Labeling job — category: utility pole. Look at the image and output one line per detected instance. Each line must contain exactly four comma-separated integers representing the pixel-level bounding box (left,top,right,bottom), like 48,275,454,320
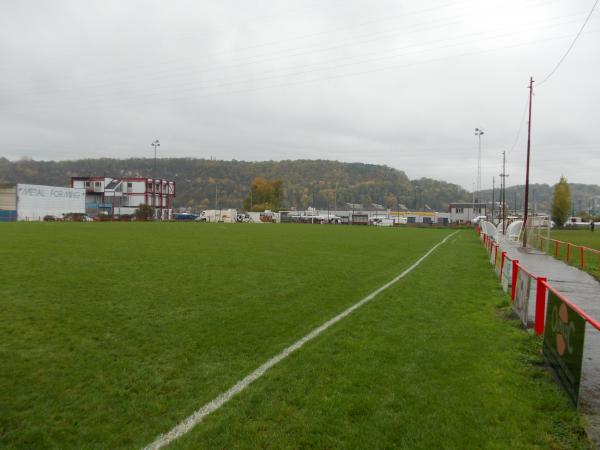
499,151,509,234
215,182,218,210
414,187,418,210
491,176,495,223
522,76,534,247
334,181,337,215
397,200,400,227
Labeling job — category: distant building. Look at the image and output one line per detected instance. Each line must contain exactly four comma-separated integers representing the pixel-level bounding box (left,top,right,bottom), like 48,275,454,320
0,183,85,221
71,176,176,220
448,202,487,223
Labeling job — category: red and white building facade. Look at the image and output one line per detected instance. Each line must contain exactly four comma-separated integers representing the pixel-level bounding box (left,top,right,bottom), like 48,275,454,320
71,176,176,220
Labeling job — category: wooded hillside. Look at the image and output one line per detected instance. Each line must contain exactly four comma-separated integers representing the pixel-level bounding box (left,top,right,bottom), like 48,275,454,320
0,157,476,211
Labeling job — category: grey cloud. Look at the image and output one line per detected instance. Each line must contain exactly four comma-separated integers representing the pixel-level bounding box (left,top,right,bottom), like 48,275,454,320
0,0,598,189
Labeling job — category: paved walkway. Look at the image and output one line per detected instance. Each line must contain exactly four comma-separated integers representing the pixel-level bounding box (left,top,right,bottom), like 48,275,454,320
496,234,600,445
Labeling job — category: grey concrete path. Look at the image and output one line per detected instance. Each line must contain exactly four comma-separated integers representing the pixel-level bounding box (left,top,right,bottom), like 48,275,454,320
496,234,600,445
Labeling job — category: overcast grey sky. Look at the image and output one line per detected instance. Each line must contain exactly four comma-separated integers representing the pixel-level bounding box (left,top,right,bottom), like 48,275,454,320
0,0,598,190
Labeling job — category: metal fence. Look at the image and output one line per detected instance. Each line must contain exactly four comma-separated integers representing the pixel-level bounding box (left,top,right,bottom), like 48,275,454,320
478,228,600,406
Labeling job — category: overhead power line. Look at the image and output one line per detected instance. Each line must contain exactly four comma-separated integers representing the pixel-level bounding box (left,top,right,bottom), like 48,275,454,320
6,19,599,114
507,98,529,155
537,0,599,86
0,0,574,96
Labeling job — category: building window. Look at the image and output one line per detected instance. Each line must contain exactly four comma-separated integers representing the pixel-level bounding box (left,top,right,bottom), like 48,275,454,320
94,181,101,189
85,181,91,188
456,208,464,213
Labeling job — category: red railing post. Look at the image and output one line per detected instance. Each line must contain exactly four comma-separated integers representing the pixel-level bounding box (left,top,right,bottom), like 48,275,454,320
580,246,584,269
534,277,548,335
493,244,498,268
500,251,506,281
511,260,519,302
566,243,571,263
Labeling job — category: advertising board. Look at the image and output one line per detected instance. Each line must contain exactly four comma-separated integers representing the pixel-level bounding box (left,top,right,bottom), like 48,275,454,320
501,259,511,294
543,291,586,405
513,268,531,327
17,184,85,220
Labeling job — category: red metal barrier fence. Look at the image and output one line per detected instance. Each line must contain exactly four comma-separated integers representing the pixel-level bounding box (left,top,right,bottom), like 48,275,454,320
537,235,600,274
478,228,600,405
479,228,600,333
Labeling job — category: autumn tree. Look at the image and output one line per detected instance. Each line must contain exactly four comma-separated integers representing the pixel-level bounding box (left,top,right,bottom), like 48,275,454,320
243,177,284,211
551,175,571,228
135,203,155,221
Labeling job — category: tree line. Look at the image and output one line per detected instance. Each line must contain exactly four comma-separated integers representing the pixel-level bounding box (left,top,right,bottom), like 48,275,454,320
0,157,473,211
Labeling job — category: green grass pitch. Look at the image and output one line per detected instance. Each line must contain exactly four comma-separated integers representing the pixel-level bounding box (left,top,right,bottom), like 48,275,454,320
552,229,600,250
550,229,600,277
0,223,591,449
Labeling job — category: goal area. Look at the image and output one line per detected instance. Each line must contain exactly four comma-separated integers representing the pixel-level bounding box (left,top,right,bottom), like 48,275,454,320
521,214,551,251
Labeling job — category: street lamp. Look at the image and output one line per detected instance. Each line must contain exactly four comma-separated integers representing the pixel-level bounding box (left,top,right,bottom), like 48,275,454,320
470,182,475,222
474,128,484,202
151,139,160,180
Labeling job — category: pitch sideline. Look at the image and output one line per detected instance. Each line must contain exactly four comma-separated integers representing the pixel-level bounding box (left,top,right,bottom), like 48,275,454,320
143,230,460,450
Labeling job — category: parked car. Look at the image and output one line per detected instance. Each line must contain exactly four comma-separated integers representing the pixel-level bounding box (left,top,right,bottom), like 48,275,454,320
373,218,394,227
174,213,199,221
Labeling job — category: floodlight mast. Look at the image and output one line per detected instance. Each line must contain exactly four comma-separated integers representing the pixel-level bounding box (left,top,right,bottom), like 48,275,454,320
474,128,484,203
151,139,160,181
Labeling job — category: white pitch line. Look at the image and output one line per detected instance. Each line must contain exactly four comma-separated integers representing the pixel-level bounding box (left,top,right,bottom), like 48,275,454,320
142,230,459,450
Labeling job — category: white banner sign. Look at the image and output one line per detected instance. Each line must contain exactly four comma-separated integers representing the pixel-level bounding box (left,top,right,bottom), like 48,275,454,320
17,184,85,220
502,259,511,294
513,269,531,328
